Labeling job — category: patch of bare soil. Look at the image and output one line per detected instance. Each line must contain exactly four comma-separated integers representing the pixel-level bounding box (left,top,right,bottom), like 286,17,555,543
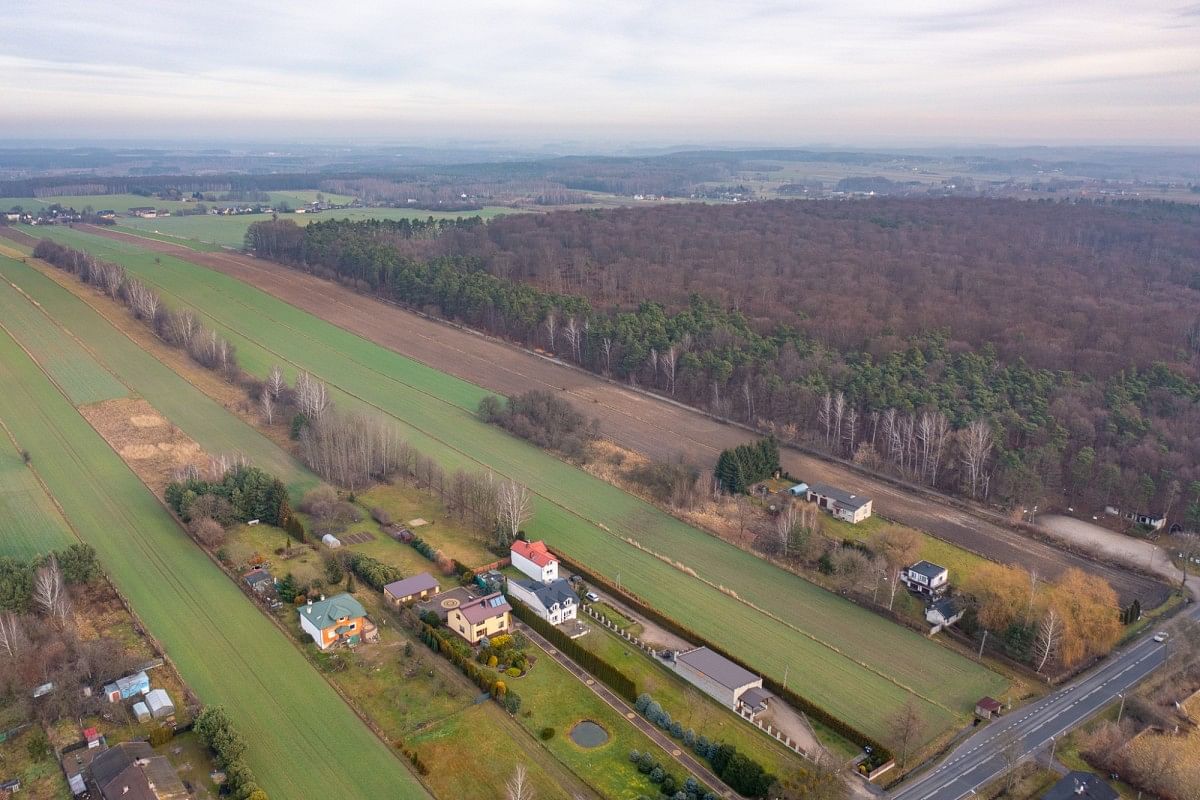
79,398,209,492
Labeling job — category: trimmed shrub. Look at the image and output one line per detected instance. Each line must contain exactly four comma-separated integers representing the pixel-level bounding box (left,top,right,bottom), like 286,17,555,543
540,727,555,741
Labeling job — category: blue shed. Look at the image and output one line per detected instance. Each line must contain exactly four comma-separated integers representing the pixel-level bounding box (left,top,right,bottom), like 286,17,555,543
103,670,150,703
788,482,810,496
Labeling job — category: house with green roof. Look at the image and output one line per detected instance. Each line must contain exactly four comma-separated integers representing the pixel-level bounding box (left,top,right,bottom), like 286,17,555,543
298,593,375,649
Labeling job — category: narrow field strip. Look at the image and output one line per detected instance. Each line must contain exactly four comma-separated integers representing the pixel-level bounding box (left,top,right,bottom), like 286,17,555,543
0,324,429,800
0,420,76,558
28,226,1009,742
0,255,315,497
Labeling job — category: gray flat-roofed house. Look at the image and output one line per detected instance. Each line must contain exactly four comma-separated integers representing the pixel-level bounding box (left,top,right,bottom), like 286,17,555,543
805,481,873,523
673,646,772,719
901,560,949,597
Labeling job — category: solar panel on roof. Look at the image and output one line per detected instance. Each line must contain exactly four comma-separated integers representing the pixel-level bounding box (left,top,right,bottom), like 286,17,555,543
488,596,505,607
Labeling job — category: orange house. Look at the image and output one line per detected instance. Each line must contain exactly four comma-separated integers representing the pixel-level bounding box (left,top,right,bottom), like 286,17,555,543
298,593,373,649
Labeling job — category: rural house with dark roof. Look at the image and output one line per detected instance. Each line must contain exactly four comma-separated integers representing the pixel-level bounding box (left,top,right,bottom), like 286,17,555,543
384,572,440,607
901,560,949,597
804,481,873,523
90,741,186,800
672,646,772,719
505,577,578,625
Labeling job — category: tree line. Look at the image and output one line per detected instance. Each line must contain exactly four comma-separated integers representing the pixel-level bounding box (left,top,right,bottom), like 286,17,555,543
241,201,1200,524
33,239,241,380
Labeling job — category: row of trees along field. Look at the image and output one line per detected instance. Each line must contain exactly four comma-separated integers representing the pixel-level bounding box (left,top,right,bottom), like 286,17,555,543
242,198,1200,523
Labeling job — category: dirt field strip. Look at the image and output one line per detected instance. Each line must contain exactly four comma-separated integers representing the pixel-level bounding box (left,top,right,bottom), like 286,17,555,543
65,224,1169,608
79,398,209,493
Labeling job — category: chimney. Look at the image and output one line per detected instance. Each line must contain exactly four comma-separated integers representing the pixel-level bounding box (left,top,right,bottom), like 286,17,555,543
320,594,326,601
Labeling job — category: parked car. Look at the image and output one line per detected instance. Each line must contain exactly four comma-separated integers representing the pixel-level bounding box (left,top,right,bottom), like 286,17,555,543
584,591,600,602
1153,631,1169,643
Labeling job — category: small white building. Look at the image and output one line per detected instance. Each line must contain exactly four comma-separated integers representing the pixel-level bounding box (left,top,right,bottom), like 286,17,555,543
145,688,175,719
131,702,152,723
672,646,772,719
510,540,558,583
925,597,964,634
901,560,949,597
506,578,577,625
805,481,873,524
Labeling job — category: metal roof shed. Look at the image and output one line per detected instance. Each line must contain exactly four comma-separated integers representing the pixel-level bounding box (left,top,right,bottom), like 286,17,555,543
145,688,175,719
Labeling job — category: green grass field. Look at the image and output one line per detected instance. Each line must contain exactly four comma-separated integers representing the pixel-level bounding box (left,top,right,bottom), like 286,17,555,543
0,324,428,799
0,254,315,498
0,445,76,559
0,276,128,406
114,205,517,248
26,226,1008,745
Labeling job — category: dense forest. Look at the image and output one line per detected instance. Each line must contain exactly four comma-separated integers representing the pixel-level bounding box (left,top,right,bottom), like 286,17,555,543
244,198,1200,525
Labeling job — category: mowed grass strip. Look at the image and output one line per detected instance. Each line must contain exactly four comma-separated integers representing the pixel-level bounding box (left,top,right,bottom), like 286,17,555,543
0,326,428,800
0,255,315,498
0,444,76,559
31,228,1009,743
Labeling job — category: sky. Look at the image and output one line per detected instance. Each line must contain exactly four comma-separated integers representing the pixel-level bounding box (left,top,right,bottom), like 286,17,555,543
2,0,1198,145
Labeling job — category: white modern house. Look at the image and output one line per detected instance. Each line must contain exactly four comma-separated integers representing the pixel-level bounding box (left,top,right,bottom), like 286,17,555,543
805,481,873,524
672,646,772,720
511,539,558,583
506,578,578,625
925,597,964,634
901,560,949,597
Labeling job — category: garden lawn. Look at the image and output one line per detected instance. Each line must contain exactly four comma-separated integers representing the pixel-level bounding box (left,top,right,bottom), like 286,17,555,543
579,624,806,780
0,321,428,799
29,226,1009,745
0,444,76,559
510,637,703,799
0,255,315,498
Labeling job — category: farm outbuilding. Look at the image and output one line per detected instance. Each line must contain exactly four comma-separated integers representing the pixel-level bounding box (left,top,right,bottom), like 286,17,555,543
132,701,152,723
672,646,771,719
103,671,149,703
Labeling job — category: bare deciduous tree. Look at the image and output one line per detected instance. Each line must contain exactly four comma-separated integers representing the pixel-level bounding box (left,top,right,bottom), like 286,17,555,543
1034,606,1062,673
0,613,27,659
496,480,532,547
542,312,557,352
267,364,287,399
260,390,274,425
959,419,993,498
33,556,70,627
506,764,535,800
890,699,924,767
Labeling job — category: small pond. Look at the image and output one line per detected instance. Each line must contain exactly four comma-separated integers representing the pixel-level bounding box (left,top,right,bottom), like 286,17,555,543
569,720,609,748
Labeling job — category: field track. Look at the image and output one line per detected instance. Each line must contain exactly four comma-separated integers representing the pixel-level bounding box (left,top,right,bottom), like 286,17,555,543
0,259,429,800
64,224,1168,609
16,225,1010,745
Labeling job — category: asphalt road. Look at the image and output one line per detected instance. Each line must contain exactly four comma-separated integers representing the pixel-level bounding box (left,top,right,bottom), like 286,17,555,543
890,602,1197,800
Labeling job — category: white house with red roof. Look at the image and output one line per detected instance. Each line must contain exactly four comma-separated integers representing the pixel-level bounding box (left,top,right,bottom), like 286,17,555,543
510,540,558,584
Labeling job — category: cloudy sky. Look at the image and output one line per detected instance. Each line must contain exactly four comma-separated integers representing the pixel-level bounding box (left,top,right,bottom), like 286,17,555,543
2,0,1197,144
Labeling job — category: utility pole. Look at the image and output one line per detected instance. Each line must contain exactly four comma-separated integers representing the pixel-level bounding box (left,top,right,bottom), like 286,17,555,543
978,630,989,659
1049,735,1057,762
1117,692,1126,723
783,665,789,691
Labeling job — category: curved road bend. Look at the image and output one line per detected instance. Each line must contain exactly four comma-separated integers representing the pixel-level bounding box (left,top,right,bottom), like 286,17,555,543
890,601,1197,800
59,225,1167,607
